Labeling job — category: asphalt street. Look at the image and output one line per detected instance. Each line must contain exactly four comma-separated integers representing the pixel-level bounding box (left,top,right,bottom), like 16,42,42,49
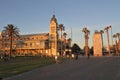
3,56,120,80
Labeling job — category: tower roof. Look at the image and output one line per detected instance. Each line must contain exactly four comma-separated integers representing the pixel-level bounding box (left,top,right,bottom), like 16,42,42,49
50,14,57,23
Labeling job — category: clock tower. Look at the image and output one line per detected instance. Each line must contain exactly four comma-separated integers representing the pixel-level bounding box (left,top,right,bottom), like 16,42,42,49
49,15,58,56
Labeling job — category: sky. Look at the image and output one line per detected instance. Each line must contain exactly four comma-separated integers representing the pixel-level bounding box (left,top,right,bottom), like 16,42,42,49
0,0,120,48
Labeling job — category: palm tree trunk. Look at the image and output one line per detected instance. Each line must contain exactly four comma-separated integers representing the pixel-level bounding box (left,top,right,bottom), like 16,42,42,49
106,30,110,55
101,34,104,47
101,34,104,53
10,35,12,57
61,30,62,56
85,34,89,56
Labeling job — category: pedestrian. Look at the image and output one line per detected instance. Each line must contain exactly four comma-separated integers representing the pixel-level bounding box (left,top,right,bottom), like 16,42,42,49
75,52,78,60
88,53,90,59
76,54,78,60
55,55,60,64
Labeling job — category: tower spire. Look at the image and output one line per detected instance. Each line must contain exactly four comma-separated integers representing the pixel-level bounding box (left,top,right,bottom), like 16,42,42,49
50,13,57,23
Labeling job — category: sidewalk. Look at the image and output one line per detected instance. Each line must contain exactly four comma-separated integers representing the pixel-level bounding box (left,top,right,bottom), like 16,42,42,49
3,57,120,80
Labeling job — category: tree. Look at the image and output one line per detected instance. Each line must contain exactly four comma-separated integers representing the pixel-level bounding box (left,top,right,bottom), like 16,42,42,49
58,24,65,39
2,24,19,57
67,38,72,42
116,33,120,41
63,32,67,46
116,33,120,54
113,33,119,55
100,30,104,46
58,24,65,55
71,43,81,54
82,27,90,56
66,38,72,48
63,32,67,39
104,26,111,55
113,34,117,43
100,30,104,53
113,33,120,43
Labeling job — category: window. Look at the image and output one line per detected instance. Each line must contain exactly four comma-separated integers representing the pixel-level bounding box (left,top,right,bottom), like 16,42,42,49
25,43,27,46
30,43,32,47
40,41,44,46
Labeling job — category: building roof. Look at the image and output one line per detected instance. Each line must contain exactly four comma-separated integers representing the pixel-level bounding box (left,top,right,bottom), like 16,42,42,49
21,33,49,37
50,14,57,23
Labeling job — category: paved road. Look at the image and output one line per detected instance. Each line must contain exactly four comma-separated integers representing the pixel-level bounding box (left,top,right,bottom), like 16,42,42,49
3,57,120,80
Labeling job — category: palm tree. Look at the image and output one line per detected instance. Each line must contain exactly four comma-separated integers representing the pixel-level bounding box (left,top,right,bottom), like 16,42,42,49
63,32,67,55
63,32,67,46
113,34,117,44
82,27,90,56
100,30,104,45
66,38,72,48
58,24,65,55
116,33,120,41
63,32,67,39
58,24,65,39
2,24,19,57
100,30,104,52
113,33,120,55
113,33,120,43
113,34,118,55
104,26,111,55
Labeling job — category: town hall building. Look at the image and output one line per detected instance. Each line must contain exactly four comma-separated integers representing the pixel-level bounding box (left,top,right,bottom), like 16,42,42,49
0,15,71,56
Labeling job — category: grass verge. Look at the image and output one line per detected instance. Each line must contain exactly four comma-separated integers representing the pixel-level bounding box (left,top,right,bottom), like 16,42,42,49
0,56,55,78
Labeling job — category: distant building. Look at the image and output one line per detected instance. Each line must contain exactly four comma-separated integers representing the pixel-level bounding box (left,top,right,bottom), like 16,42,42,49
0,15,71,56
0,33,49,56
93,31,103,56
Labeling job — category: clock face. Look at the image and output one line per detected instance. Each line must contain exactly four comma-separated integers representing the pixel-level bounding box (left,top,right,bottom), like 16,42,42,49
50,34,55,40
50,20,57,33
51,27,56,33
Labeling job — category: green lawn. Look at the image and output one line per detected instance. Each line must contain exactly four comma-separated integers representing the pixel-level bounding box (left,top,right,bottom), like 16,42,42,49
0,56,55,78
